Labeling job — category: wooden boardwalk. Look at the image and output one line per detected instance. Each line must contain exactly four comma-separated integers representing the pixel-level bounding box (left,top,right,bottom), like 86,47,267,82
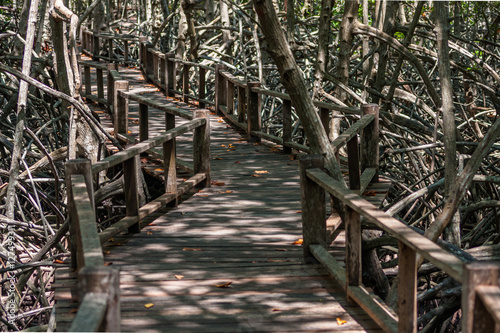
55,64,384,332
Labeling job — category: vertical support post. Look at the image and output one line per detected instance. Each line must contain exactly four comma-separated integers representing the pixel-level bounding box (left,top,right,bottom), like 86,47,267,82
237,85,246,123
193,109,211,187
139,103,148,143
165,52,175,97
153,51,159,82
215,65,226,116
159,54,166,89
78,266,120,332
320,107,330,138
226,79,234,115
299,155,326,259
81,28,87,51
346,132,362,293
145,44,154,81
92,33,100,60
65,159,95,270
397,241,417,333
84,65,91,100
199,67,206,108
164,113,177,205
106,63,118,112
247,81,261,142
183,63,189,103
283,99,292,154
96,68,104,105
123,40,129,63
123,157,140,233
139,36,147,69
114,80,129,139
360,103,379,182
462,262,500,333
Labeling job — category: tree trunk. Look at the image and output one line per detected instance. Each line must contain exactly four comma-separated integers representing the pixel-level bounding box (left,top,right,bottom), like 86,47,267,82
435,1,460,247
252,0,346,191
311,0,333,101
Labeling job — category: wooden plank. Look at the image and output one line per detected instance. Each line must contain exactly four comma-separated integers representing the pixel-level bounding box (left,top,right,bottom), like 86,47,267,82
69,293,108,332
476,285,500,326
71,174,103,269
358,168,376,195
305,168,465,281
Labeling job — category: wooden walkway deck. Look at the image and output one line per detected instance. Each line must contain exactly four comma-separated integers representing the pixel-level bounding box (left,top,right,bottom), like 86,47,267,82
54,64,384,332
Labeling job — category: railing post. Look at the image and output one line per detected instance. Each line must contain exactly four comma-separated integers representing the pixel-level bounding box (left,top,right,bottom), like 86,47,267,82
237,85,246,123
183,63,189,103
164,113,177,206
360,103,379,182
199,67,206,108
346,131,362,293
139,103,148,143
226,79,235,115
283,99,292,154
153,50,160,83
84,64,91,100
462,262,500,333
96,67,104,105
114,80,129,140
123,156,140,233
215,64,226,116
397,241,417,333
299,155,326,259
139,36,147,69
145,44,154,81
78,266,120,332
159,54,166,90
165,52,175,97
193,109,211,187
247,81,261,142
65,159,95,270
92,32,100,60
107,63,118,113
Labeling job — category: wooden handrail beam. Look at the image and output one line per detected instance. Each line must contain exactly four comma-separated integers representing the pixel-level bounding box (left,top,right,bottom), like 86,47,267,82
331,114,375,150
305,168,464,282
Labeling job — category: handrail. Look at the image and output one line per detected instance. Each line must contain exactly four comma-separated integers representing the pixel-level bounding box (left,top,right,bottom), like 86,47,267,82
298,104,500,333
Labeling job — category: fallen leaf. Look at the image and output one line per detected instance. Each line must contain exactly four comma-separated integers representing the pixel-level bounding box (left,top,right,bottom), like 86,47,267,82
272,308,281,312
221,144,227,147
53,259,64,264
254,170,269,174
144,303,154,309
104,262,113,266
292,238,303,245
219,190,233,194
234,161,240,164
251,174,262,177
175,275,184,280
336,318,347,325
215,281,232,288
70,309,78,313
183,248,202,251
213,157,223,160
296,210,302,213
213,181,226,186
147,231,153,235
154,168,163,171
362,191,377,196
275,248,287,252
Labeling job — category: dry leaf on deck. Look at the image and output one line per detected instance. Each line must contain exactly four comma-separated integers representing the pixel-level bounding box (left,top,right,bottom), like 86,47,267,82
292,238,303,245
144,303,154,309
213,157,223,160
254,170,269,174
362,191,377,196
175,275,184,280
213,181,226,186
336,318,347,325
215,281,232,288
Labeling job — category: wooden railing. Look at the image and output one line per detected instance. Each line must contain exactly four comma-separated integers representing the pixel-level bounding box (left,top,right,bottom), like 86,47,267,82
299,104,500,333
65,160,120,332
81,27,138,63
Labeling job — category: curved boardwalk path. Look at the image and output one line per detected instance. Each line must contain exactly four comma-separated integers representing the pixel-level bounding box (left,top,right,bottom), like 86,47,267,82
55,64,383,332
